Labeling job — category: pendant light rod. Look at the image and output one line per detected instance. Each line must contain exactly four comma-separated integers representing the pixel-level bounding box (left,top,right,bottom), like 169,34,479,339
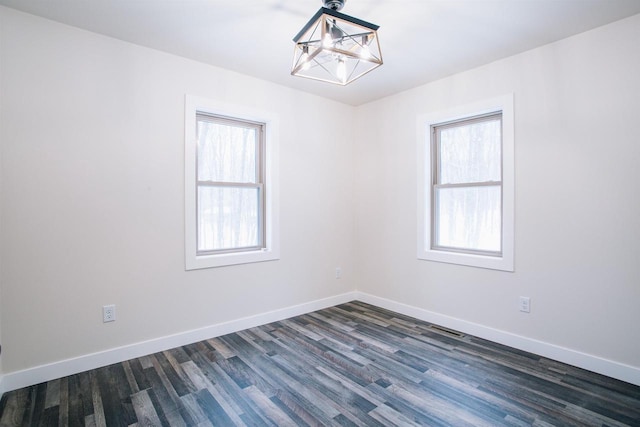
323,0,345,11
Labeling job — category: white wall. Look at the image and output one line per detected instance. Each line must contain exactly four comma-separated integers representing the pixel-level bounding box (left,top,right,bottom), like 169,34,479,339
0,7,355,375
354,14,640,369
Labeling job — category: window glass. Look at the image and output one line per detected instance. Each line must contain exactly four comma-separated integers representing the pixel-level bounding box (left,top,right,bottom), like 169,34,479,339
197,186,261,252
196,120,258,183
434,185,501,252
438,118,501,184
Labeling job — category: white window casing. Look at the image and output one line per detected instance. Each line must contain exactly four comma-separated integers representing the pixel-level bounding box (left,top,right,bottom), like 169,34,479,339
185,95,280,270
417,94,514,271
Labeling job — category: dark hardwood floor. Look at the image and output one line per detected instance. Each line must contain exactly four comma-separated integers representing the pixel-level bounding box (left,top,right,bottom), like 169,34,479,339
1,301,639,426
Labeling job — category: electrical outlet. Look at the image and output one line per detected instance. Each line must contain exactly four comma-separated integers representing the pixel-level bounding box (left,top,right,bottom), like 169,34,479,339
519,296,531,313
103,304,116,323
335,267,342,279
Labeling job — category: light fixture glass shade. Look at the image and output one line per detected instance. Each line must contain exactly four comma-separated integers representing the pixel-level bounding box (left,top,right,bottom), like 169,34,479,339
292,7,383,86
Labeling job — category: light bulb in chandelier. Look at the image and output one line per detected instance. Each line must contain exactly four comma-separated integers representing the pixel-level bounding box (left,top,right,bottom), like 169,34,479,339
322,32,332,48
360,35,372,59
323,19,344,48
336,58,347,83
300,45,311,70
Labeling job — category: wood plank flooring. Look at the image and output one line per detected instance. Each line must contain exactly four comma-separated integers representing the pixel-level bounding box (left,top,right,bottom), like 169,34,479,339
1,301,639,426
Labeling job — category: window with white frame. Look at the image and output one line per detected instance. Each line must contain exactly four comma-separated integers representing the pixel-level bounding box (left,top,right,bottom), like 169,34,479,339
185,96,279,270
417,95,514,271
432,112,502,254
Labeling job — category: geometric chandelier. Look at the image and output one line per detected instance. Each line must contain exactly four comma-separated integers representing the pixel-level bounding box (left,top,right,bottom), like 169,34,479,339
291,0,383,86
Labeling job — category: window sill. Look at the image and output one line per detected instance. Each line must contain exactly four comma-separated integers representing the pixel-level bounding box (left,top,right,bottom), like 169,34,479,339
186,248,279,270
418,248,513,272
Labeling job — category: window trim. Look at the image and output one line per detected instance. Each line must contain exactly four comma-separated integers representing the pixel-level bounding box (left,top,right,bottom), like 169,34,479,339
417,94,514,271
185,95,280,270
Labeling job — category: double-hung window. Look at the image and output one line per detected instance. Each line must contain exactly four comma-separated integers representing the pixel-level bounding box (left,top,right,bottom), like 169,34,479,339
417,95,514,271
196,113,265,254
185,96,279,269
432,113,502,255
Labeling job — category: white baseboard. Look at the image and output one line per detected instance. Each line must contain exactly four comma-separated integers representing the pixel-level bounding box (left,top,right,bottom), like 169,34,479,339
0,292,357,395
2,289,638,397
354,291,640,387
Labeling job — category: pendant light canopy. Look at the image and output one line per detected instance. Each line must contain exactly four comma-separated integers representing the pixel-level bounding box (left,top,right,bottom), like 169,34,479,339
291,0,383,86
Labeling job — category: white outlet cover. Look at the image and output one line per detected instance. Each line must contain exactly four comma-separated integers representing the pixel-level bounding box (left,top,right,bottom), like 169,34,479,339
103,304,116,322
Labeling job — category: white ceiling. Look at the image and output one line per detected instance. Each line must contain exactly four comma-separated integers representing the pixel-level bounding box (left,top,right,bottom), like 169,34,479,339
1,0,639,105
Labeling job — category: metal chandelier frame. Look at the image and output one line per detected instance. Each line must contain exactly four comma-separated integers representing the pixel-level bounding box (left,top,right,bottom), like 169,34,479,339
291,0,383,85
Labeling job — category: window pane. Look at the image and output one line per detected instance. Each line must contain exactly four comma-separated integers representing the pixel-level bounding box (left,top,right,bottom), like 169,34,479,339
439,118,501,184
197,120,257,183
435,185,501,252
197,186,260,252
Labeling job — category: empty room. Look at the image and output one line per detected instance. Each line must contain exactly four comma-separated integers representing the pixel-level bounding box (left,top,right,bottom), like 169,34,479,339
0,0,639,425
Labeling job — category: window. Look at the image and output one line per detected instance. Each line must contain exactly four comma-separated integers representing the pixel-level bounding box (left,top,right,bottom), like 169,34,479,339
417,95,514,271
196,113,264,254
185,96,279,269
432,113,502,254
